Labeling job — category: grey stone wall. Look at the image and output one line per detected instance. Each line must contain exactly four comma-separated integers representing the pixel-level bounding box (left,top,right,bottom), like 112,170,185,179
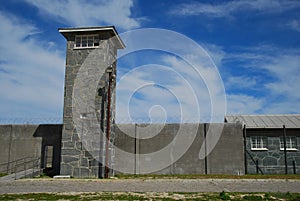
114,123,245,175
60,31,118,178
246,128,300,174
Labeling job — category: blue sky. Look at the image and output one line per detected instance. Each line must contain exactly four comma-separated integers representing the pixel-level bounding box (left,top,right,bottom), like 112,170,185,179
0,0,299,123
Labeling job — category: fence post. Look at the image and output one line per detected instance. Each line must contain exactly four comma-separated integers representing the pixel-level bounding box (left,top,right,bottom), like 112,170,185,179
293,160,296,174
256,159,259,174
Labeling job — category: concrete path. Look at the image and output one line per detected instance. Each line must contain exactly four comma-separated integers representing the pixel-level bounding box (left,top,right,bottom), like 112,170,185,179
0,179,299,194
0,169,42,181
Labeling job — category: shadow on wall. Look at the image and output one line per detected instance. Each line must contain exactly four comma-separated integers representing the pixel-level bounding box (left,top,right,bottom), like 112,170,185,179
33,124,62,177
0,124,62,177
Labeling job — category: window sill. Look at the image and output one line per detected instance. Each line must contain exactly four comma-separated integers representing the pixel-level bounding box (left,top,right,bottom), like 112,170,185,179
251,148,268,151
280,148,298,151
73,46,99,49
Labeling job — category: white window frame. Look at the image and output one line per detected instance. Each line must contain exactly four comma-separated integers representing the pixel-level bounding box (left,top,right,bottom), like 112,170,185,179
280,136,297,151
250,136,268,150
74,34,100,49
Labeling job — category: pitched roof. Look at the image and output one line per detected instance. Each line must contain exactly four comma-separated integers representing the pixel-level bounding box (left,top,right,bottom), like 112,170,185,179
224,114,300,128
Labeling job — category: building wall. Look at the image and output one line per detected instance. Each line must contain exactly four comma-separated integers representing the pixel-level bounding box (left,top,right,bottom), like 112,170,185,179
246,128,300,174
114,123,245,175
60,31,117,178
0,124,62,176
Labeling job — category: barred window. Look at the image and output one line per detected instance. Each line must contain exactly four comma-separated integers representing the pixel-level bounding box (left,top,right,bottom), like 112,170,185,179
250,136,268,150
75,35,100,48
280,136,297,150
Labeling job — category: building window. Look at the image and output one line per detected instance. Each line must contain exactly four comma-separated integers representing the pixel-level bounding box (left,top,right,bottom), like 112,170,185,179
75,35,100,48
250,136,268,150
280,136,297,150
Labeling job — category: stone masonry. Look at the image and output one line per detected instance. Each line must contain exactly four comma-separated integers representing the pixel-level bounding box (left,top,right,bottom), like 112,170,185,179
246,129,300,174
58,27,124,178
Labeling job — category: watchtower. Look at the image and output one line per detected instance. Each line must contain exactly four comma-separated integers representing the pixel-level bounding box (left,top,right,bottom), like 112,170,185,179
59,26,124,178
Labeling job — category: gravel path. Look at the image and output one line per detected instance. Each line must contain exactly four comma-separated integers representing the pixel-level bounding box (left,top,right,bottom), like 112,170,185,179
0,179,299,194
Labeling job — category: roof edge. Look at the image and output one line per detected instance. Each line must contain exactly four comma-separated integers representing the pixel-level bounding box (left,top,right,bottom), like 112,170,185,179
58,26,125,49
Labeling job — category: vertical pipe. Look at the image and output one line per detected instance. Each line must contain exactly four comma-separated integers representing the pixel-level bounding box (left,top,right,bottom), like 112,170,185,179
204,123,208,175
7,125,13,173
134,123,137,175
105,71,112,178
283,125,288,174
243,125,248,175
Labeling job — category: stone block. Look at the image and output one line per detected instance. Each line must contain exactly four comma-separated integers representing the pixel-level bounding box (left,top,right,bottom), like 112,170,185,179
62,156,79,163
263,156,278,166
61,149,81,156
60,163,73,175
73,167,90,178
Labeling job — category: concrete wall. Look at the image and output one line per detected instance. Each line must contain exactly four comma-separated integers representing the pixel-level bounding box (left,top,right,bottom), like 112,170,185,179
0,124,62,176
114,123,245,175
246,128,300,174
3,123,299,176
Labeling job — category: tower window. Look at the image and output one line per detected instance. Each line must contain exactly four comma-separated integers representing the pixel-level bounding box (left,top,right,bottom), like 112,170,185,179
75,35,100,48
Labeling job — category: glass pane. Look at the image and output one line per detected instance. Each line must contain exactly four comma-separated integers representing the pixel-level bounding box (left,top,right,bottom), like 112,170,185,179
257,138,261,148
280,137,284,149
82,36,87,47
94,35,99,46
88,36,93,47
262,137,267,148
75,36,81,47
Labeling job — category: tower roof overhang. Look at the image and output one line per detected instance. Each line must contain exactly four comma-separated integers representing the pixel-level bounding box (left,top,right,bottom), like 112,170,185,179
58,26,125,49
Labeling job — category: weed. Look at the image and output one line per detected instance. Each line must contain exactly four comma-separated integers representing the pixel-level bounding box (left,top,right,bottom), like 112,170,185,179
219,191,230,200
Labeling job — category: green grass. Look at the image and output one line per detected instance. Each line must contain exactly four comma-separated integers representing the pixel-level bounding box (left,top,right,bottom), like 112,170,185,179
0,192,299,201
114,173,300,180
0,173,7,177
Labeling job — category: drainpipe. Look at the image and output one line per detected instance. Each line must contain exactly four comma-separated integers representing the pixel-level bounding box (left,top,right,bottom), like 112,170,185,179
7,125,13,173
204,123,208,175
243,125,248,174
105,67,113,178
283,125,288,174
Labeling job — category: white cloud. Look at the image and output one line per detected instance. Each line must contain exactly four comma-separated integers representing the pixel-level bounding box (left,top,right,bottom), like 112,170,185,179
287,20,300,32
0,11,65,119
224,45,300,115
170,0,300,18
226,76,257,89
116,53,227,123
24,0,141,30
227,94,264,114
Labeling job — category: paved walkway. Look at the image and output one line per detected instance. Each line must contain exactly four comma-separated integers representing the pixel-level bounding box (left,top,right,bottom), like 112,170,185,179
0,169,42,181
0,179,299,193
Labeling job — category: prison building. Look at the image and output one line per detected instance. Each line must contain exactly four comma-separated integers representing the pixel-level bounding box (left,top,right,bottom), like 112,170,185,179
225,114,300,174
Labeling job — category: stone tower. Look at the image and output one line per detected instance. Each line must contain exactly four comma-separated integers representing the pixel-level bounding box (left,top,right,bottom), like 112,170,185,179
59,26,124,178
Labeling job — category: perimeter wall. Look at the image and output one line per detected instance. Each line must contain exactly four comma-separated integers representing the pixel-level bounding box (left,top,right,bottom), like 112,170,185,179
114,123,245,175
0,123,245,176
